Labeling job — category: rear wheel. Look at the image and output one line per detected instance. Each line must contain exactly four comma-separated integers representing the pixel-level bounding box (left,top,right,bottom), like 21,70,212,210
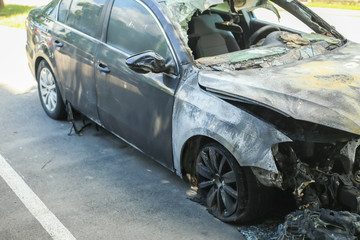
37,60,66,120
195,142,273,223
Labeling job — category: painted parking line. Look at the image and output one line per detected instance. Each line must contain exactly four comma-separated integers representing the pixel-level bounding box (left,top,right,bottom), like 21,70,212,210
0,154,76,240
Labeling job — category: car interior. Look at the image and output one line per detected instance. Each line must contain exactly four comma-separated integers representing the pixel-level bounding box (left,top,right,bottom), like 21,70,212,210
187,4,292,59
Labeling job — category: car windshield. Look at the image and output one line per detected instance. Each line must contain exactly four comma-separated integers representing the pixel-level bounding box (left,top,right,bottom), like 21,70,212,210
161,0,345,71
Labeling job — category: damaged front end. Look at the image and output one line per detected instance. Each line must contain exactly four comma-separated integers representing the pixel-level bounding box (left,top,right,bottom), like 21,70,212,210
196,37,360,217
220,82,360,214
243,101,360,214
272,137,360,214
198,56,360,220
236,94,360,215
164,0,360,224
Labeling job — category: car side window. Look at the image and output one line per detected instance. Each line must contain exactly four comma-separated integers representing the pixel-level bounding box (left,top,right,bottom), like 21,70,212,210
66,0,106,37
58,0,72,23
107,0,168,58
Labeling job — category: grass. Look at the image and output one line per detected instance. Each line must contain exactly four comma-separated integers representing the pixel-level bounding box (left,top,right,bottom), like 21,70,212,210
0,4,36,29
306,2,360,11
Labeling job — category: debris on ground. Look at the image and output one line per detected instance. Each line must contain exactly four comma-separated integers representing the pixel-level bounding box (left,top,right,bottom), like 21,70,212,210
238,209,360,240
281,209,360,240
238,221,284,240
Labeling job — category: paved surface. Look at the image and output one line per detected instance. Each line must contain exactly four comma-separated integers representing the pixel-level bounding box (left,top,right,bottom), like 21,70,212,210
0,26,244,240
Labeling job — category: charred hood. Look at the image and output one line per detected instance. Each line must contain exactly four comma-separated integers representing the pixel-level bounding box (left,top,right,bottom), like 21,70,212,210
199,42,360,136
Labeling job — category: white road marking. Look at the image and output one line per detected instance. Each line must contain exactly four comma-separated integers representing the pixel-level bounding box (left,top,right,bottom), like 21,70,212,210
0,154,76,240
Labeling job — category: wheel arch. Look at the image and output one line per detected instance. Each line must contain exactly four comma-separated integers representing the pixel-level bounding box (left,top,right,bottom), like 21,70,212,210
179,132,247,183
33,36,56,75
180,133,277,223
34,52,56,79
34,56,46,81
180,135,215,182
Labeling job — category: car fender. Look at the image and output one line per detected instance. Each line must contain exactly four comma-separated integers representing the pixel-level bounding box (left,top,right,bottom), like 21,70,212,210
172,69,292,177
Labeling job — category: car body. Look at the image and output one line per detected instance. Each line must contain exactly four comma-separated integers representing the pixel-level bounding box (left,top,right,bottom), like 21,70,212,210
26,0,360,222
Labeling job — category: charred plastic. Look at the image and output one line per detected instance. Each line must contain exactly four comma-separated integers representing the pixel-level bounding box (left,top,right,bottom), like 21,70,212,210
274,139,360,213
228,100,360,213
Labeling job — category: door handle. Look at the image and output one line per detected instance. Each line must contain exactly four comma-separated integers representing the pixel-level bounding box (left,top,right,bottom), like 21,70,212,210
96,63,111,74
54,39,63,48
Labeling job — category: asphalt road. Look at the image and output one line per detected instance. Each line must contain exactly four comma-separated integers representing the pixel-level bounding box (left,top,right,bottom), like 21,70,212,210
0,27,243,239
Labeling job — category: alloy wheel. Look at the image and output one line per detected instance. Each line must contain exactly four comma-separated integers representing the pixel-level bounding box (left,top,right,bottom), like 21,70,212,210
39,67,57,112
196,145,241,218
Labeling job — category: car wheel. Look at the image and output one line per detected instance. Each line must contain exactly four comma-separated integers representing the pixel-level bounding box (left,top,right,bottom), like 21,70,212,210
37,60,66,120
195,142,272,223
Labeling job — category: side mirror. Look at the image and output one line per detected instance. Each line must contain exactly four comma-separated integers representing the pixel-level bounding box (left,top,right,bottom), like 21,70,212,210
125,50,175,75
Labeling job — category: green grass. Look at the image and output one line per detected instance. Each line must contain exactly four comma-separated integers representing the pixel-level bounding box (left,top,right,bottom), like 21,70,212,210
0,4,36,29
306,2,360,11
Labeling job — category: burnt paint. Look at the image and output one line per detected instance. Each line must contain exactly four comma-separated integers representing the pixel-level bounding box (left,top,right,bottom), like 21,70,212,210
198,42,360,136
172,68,291,175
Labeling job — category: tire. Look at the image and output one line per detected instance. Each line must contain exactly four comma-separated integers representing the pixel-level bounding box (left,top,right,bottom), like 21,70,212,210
37,60,66,120
195,142,273,223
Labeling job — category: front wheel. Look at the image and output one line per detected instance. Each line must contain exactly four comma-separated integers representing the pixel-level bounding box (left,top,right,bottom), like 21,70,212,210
195,142,273,223
37,60,66,120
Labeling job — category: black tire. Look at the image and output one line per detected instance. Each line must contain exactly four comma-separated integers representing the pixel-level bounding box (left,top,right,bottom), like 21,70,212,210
195,142,273,223
37,60,66,120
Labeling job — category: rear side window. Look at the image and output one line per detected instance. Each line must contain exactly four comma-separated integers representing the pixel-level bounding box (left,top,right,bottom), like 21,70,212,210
58,0,72,23
107,0,168,58
66,0,106,37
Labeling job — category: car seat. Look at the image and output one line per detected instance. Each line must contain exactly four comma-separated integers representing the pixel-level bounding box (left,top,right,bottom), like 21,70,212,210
188,13,240,58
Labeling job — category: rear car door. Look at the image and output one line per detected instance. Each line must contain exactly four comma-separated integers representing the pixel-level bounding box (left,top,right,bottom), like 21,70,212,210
95,0,179,169
52,0,108,121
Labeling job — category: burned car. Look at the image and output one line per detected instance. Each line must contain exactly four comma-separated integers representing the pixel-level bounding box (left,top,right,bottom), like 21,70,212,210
26,0,360,223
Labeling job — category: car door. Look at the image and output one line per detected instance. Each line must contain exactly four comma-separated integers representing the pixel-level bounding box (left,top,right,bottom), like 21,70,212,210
95,0,179,169
52,0,108,121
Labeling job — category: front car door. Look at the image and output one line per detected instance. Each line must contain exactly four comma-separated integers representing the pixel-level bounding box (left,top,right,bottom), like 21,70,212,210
52,0,108,121
95,0,179,169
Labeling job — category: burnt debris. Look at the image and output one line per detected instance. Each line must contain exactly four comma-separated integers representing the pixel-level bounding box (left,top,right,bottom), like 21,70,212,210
281,209,360,240
274,140,360,213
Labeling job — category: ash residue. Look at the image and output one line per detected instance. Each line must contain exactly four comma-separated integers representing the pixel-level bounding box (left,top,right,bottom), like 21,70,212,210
238,221,285,240
238,209,360,240
280,209,360,240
